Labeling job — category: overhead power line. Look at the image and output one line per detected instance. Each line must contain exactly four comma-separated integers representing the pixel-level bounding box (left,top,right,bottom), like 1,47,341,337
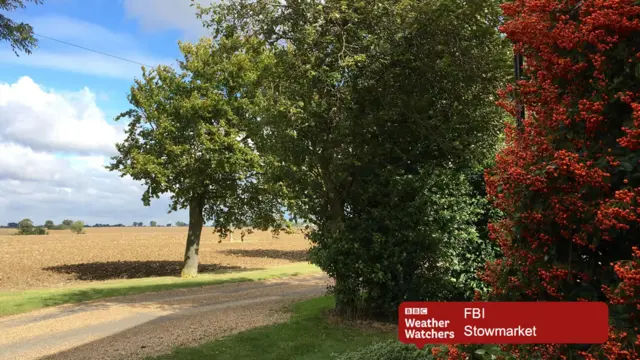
33,33,154,68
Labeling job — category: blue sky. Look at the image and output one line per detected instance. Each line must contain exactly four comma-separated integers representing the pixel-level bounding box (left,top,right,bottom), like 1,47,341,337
0,0,213,225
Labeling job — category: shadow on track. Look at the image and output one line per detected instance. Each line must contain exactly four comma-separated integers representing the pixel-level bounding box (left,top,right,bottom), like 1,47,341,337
219,249,309,262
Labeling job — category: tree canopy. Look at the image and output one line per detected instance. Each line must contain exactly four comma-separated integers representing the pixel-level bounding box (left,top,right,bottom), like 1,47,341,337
109,37,288,277
0,0,42,54
197,0,510,317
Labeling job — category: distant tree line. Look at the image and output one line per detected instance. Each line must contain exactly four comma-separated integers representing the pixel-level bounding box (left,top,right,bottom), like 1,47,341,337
130,221,185,227
6,219,85,235
3,221,186,229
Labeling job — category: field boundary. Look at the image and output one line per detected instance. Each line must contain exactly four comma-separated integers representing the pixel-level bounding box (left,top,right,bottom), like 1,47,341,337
0,263,322,317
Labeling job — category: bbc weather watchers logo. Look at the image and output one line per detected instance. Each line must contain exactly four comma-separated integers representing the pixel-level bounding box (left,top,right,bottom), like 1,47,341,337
405,307,428,315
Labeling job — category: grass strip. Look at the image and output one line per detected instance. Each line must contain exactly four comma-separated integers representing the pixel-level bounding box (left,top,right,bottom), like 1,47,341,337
150,296,395,360
0,262,321,317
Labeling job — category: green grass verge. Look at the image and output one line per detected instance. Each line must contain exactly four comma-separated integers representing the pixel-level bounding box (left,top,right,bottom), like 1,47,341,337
150,296,395,360
0,263,321,317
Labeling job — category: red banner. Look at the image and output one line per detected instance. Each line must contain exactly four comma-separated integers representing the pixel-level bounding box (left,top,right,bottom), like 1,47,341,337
398,302,608,348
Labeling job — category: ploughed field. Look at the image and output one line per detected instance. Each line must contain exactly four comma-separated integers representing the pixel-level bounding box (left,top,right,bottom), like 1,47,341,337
0,227,311,291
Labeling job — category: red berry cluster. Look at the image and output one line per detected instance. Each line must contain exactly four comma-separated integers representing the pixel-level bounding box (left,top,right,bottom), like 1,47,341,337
482,0,640,358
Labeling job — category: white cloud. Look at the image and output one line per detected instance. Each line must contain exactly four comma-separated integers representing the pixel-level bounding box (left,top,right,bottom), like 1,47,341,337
0,142,187,226
0,77,125,155
0,143,66,183
0,78,188,225
123,0,212,40
0,15,174,80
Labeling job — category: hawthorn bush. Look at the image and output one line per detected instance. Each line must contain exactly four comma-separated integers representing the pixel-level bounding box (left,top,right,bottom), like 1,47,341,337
480,0,640,359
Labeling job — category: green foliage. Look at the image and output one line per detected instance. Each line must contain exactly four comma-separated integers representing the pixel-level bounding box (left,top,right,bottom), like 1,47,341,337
338,342,516,360
462,162,504,248
337,341,436,360
459,160,504,296
0,0,42,55
69,221,84,234
0,264,321,317
199,0,509,319
33,226,47,235
175,221,187,227
467,345,518,360
16,218,48,235
44,220,54,229
150,296,393,360
17,218,33,234
108,36,288,239
309,168,492,319
149,221,157,227
61,219,73,226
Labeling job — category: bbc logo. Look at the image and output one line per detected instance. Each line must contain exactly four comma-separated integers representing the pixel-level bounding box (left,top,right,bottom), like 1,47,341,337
405,307,428,315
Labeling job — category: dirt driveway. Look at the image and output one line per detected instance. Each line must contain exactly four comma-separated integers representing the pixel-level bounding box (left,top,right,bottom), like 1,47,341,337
0,274,331,360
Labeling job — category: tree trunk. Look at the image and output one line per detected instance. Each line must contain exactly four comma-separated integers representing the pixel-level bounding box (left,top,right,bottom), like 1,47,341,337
328,192,352,317
333,273,351,317
319,160,352,317
181,194,206,278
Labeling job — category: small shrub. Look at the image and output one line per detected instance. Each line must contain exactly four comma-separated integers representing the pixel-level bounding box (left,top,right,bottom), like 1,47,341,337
17,218,34,235
33,226,48,235
338,341,434,360
15,218,47,235
15,219,48,235
338,341,515,360
69,221,84,234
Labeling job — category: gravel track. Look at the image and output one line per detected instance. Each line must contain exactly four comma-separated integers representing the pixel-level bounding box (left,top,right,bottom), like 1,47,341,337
0,273,331,360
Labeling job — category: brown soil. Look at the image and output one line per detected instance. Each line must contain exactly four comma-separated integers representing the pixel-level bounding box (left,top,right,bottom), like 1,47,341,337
0,227,311,291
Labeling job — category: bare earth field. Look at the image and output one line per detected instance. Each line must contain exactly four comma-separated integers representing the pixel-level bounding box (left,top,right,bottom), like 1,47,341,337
0,227,311,291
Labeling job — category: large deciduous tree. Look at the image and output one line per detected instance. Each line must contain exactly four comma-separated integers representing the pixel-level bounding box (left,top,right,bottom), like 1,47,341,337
198,0,509,318
109,37,287,278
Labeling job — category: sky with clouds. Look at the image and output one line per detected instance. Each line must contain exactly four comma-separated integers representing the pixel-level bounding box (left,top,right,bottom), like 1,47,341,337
0,0,214,226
